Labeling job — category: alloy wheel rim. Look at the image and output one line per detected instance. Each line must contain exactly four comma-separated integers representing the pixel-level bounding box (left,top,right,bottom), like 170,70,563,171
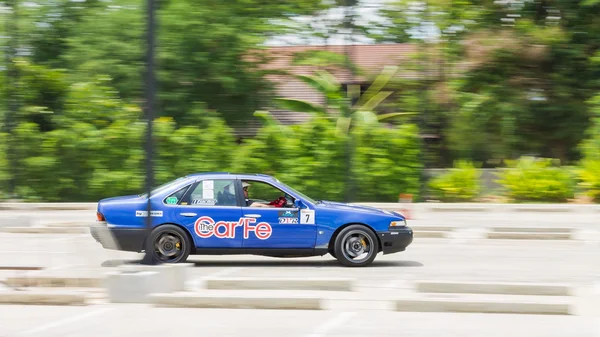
340,229,373,263
154,231,183,262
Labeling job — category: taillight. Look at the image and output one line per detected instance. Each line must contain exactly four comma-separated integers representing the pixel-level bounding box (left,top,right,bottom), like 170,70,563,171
97,212,105,221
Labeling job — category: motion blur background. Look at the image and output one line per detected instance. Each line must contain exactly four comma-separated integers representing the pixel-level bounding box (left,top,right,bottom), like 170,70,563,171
1,0,600,203
1,2,600,336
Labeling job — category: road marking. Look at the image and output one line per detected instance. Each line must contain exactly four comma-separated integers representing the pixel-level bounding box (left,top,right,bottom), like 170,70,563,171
17,307,113,335
305,312,356,337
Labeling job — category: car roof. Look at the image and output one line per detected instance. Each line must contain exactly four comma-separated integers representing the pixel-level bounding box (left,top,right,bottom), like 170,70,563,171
184,172,277,181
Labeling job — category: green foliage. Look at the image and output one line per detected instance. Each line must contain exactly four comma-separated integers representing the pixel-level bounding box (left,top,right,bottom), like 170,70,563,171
576,159,600,202
5,0,600,203
282,117,347,201
428,161,481,202
0,133,8,198
231,116,422,202
352,122,422,202
232,116,348,201
579,93,600,161
495,157,576,203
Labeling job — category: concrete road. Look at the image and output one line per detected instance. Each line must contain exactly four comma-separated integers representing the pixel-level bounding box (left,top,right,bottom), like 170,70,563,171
0,208,599,337
0,304,598,337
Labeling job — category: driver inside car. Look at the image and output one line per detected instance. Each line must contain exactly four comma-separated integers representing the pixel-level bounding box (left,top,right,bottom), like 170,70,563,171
243,182,288,208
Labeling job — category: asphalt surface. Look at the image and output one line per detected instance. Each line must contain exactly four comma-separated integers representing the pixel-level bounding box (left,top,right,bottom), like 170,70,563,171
0,208,599,337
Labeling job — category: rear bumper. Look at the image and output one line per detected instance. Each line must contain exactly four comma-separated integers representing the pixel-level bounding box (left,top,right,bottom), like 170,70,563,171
379,227,413,254
90,222,147,252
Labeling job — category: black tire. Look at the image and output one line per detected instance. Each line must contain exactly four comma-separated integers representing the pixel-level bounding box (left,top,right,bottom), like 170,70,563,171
143,224,191,264
333,224,379,267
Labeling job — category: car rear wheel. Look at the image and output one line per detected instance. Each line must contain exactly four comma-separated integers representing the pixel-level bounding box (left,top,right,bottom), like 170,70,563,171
333,224,378,267
144,224,191,264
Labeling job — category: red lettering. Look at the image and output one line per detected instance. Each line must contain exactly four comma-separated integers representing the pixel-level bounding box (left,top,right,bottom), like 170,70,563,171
255,223,272,240
243,218,256,239
213,221,229,238
194,216,215,238
194,216,272,240
244,219,272,240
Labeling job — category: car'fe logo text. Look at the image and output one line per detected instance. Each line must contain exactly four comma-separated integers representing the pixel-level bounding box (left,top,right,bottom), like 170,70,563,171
194,216,272,240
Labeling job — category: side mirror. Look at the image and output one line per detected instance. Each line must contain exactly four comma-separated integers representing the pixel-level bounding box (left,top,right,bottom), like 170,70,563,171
294,199,305,209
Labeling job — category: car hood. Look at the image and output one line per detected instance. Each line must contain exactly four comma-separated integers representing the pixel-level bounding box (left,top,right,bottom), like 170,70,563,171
316,200,404,219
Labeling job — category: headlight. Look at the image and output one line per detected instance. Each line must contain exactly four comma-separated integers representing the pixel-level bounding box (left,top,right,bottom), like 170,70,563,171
389,220,407,228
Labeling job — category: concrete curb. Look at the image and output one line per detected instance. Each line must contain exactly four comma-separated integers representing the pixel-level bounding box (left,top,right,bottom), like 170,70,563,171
486,232,573,240
415,281,572,296
4,276,103,288
0,216,33,228
150,291,322,310
203,277,354,291
0,226,88,234
45,222,91,228
413,230,448,238
0,290,88,305
395,296,571,315
119,263,193,292
106,270,165,303
410,226,456,232
490,227,574,233
0,202,97,210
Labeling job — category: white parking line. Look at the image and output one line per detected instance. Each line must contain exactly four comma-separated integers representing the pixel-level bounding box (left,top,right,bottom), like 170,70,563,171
17,307,114,335
305,312,357,337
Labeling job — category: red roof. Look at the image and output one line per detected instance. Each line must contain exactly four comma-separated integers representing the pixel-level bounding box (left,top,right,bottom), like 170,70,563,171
235,43,417,137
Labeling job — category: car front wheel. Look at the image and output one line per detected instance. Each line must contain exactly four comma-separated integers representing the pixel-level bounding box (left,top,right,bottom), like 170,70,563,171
144,224,191,264
333,224,379,267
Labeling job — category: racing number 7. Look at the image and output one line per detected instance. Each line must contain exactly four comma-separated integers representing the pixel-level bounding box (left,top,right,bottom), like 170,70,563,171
300,209,315,224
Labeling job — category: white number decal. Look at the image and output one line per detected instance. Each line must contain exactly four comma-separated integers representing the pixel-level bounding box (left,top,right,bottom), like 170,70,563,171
300,210,315,224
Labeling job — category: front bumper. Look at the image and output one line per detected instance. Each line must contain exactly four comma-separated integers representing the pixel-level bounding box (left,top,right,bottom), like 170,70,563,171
378,227,413,254
90,222,147,252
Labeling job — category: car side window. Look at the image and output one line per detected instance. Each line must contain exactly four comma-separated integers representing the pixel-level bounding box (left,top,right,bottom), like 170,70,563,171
163,184,191,205
242,180,295,208
188,179,238,207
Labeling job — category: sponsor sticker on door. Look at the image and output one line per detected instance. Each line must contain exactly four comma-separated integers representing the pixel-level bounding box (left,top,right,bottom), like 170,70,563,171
194,216,272,240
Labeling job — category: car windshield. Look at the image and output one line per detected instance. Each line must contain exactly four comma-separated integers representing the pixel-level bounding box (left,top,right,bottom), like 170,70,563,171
276,179,318,204
139,177,187,198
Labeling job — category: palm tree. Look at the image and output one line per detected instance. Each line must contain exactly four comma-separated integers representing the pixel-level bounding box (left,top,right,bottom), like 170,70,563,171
271,65,415,201
274,65,413,134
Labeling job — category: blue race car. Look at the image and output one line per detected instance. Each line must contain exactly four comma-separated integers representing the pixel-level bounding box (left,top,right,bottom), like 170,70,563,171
90,172,413,267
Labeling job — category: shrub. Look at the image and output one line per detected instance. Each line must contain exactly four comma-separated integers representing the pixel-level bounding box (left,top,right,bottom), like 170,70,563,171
0,133,8,199
495,157,576,202
576,159,600,202
428,160,481,202
351,122,422,202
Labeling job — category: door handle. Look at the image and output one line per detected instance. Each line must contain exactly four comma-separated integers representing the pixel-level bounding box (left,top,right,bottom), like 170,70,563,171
244,214,261,218
180,213,197,217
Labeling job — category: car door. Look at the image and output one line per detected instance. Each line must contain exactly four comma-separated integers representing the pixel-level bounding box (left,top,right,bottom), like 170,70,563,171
240,179,316,249
174,177,244,249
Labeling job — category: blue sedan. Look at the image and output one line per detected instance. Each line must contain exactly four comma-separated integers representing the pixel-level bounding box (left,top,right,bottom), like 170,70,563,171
90,172,413,267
